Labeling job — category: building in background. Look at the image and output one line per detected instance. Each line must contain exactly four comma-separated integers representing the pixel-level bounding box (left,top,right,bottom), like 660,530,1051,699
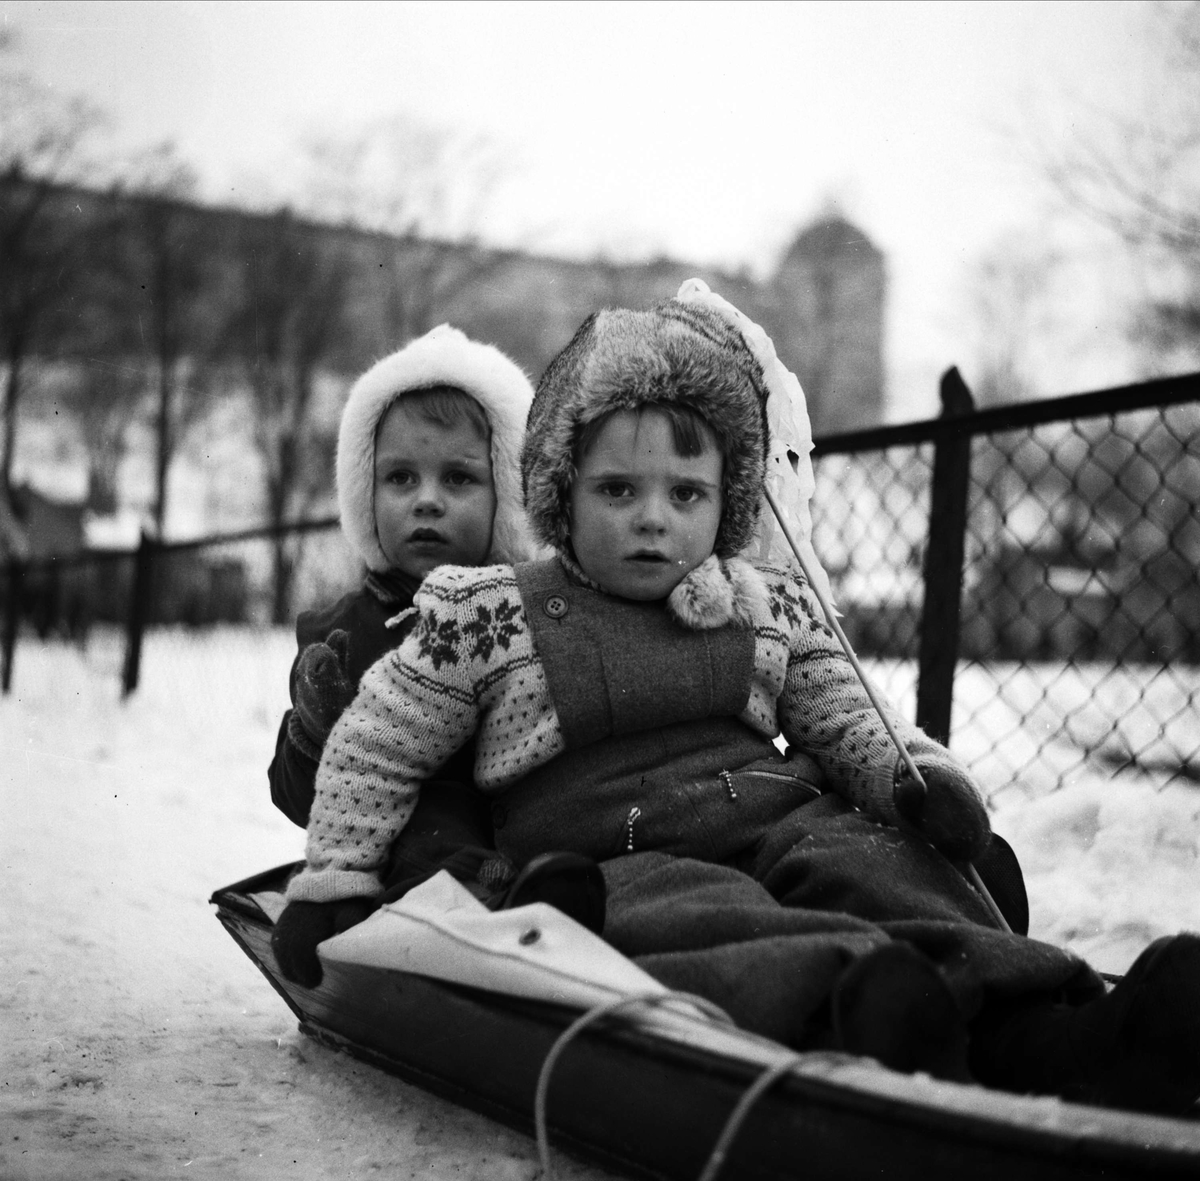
4,179,887,539
770,216,887,435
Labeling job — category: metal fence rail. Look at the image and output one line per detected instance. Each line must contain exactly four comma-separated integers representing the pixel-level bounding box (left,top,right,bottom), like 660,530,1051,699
5,368,1199,802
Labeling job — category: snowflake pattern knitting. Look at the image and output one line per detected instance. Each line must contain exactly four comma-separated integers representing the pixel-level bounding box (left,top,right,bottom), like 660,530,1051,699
463,598,522,663
769,575,807,633
417,610,462,670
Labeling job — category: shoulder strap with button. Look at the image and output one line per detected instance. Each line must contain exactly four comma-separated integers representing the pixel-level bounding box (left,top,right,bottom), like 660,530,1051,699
512,558,756,750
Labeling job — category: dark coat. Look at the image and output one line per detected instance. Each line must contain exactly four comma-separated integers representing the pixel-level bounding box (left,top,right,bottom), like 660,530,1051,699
268,581,477,830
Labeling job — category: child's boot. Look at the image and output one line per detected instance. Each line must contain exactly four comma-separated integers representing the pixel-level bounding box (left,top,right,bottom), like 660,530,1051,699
501,852,607,935
969,933,1200,1113
832,942,971,1082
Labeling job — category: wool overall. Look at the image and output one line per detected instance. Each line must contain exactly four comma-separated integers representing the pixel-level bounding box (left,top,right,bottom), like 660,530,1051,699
504,560,1104,1049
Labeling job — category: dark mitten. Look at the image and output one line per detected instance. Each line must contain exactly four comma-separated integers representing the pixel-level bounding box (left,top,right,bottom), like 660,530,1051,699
270,897,376,988
893,757,991,863
293,630,354,747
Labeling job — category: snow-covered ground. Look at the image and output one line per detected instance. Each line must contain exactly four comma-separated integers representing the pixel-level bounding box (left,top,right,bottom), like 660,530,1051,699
3,629,1198,1179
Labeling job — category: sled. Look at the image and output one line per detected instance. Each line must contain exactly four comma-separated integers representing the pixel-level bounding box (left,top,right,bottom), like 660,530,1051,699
212,862,1200,1181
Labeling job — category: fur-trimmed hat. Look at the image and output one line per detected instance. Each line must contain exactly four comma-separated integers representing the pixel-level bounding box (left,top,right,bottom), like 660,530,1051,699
337,325,542,572
522,299,772,559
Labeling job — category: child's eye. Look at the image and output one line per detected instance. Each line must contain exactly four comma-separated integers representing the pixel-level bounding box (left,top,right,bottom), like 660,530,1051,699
445,470,476,487
597,482,633,499
385,470,415,486
673,486,706,504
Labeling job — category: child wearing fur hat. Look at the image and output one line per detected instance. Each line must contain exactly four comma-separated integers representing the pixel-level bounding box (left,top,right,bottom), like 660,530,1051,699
276,296,1200,1114
268,325,604,987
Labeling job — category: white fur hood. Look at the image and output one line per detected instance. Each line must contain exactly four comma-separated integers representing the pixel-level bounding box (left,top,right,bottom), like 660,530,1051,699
337,325,544,572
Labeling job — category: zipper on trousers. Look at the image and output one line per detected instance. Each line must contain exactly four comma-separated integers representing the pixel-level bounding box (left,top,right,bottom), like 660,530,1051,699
625,806,642,852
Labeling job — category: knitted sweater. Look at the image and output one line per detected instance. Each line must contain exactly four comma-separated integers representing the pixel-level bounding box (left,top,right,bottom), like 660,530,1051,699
288,556,979,903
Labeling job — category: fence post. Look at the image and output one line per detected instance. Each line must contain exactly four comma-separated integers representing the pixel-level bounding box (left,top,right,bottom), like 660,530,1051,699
2,558,23,694
122,530,156,698
915,367,975,745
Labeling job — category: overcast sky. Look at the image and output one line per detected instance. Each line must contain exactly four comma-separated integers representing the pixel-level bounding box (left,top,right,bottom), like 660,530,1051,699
3,1,1157,417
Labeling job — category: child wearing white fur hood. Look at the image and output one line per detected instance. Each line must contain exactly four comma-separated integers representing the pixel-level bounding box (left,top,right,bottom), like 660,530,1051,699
269,325,604,986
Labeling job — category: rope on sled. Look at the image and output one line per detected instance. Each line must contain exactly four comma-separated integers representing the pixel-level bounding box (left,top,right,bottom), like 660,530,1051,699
534,987,808,1181
762,486,1012,934
695,1051,805,1181
534,990,735,1181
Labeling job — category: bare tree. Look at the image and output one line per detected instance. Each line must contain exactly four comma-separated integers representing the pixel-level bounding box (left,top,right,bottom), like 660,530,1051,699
1044,2,1200,359
1047,4,1200,247
377,235,507,345
111,145,217,535
960,235,1064,405
54,357,146,513
222,209,354,623
298,115,517,348
0,29,106,494
299,115,512,241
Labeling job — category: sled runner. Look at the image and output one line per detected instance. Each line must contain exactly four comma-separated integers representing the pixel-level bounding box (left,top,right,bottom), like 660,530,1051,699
212,862,1200,1181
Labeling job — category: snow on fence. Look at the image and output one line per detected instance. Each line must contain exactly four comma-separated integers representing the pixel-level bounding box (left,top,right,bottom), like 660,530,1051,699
4,368,1199,804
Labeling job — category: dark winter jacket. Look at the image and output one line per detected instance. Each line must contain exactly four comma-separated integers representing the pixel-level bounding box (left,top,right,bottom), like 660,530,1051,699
267,573,475,826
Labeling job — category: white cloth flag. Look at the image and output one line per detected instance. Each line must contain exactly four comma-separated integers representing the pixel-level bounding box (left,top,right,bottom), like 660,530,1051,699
674,278,834,607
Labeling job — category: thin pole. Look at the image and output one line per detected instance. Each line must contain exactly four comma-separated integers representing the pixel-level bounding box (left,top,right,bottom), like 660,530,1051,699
966,863,1012,931
761,485,1012,934
762,486,923,785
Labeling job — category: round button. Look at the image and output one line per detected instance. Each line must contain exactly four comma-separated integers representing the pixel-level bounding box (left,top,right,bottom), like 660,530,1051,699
543,593,569,619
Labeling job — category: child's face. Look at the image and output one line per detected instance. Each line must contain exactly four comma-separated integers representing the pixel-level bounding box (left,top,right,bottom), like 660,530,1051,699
374,400,496,581
568,408,723,601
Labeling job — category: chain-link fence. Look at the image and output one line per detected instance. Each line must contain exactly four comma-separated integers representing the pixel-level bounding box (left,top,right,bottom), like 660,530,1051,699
812,369,1200,804
5,369,1198,805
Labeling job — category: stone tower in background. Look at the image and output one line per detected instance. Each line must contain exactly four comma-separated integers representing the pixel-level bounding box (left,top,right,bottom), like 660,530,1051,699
769,216,886,434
